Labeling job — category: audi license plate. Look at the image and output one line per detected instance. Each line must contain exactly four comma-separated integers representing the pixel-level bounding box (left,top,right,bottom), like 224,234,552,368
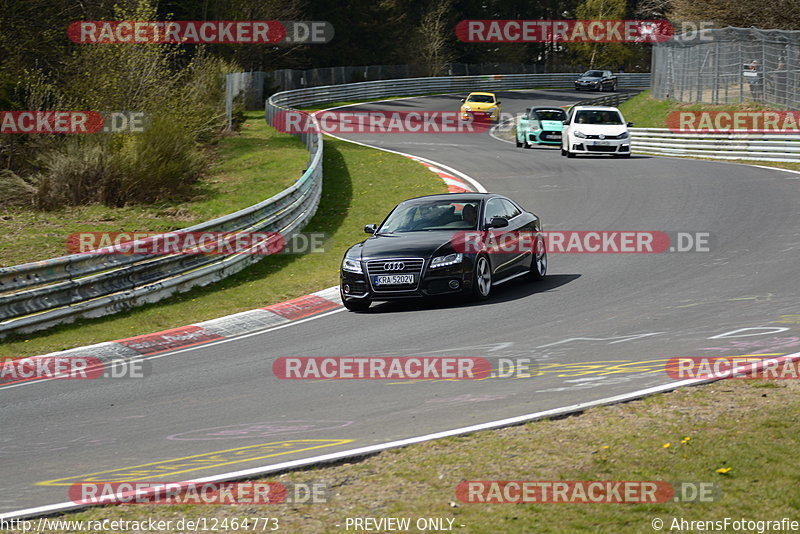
594,140,610,145
374,274,414,286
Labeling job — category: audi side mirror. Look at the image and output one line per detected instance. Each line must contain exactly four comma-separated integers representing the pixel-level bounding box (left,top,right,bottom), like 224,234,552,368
627,122,634,127
488,217,509,229
364,224,377,235
460,98,465,102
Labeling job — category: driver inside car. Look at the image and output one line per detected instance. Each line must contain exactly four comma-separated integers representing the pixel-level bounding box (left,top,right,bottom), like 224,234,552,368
462,203,478,227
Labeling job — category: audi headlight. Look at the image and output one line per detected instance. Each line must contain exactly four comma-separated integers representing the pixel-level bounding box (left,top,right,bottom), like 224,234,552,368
487,107,497,112
342,257,363,274
430,253,463,268
463,106,471,112
573,131,587,138
617,131,629,139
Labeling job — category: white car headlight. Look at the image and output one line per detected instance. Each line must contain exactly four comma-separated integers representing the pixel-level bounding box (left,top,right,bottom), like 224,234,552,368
573,131,587,138
430,253,463,268
463,106,471,112
617,131,629,139
342,257,363,274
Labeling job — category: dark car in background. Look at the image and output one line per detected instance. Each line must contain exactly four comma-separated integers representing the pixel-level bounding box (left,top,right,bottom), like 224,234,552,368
339,193,547,311
574,70,618,91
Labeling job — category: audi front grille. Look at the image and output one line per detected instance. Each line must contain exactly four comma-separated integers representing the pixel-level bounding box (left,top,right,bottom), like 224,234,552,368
365,258,425,292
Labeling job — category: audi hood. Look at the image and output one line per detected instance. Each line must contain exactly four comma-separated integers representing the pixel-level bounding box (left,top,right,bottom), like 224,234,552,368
348,231,457,261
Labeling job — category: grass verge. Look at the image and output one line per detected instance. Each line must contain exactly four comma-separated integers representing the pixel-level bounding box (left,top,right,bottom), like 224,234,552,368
29,378,800,533
618,90,777,129
0,126,445,358
0,112,305,266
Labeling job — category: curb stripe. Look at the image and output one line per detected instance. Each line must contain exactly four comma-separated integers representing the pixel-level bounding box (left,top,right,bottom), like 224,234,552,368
116,325,224,355
263,294,340,320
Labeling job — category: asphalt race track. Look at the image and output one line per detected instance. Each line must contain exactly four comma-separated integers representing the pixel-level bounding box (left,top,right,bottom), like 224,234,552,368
2,89,799,516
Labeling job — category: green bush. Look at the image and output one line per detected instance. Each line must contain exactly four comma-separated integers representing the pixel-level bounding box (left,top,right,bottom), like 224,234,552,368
0,170,36,207
17,0,239,210
114,116,206,204
33,140,122,209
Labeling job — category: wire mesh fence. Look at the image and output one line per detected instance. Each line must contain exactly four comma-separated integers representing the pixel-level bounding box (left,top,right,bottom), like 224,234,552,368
651,27,800,109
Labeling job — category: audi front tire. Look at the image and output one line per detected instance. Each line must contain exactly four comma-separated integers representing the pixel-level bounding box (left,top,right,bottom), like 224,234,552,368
471,255,492,301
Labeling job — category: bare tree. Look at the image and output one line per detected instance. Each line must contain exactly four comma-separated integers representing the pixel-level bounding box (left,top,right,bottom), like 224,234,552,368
415,0,455,77
670,0,800,29
635,0,673,18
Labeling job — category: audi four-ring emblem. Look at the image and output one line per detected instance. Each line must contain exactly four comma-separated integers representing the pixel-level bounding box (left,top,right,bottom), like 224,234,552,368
383,262,405,271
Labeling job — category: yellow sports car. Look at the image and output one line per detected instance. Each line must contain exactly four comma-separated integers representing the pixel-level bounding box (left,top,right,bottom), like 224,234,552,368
460,92,501,121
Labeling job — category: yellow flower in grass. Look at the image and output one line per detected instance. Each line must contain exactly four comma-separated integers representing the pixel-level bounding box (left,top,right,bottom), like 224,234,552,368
680,436,691,444
716,467,732,474
662,443,671,448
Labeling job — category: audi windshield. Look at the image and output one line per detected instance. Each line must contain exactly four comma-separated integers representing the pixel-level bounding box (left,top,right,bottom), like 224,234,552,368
378,200,480,233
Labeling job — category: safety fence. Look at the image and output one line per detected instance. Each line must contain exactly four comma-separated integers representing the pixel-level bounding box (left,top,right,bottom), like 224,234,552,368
630,129,800,162
651,27,800,110
574,91,641,108
0,100,322,338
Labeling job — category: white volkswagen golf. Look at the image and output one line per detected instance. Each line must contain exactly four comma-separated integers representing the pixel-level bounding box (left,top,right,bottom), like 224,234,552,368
561,105,633,158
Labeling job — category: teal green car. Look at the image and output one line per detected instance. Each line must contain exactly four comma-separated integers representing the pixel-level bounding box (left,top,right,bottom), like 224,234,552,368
516,107,568,148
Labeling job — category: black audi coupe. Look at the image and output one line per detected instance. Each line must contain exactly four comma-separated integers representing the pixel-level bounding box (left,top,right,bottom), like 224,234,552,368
339,192,547,311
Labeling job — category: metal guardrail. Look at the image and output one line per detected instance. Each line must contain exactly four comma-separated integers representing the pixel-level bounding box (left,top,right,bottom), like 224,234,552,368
0,98,323,337
575,91,639,107
264,73,651,109
630,129,800,162
1,72,650,338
